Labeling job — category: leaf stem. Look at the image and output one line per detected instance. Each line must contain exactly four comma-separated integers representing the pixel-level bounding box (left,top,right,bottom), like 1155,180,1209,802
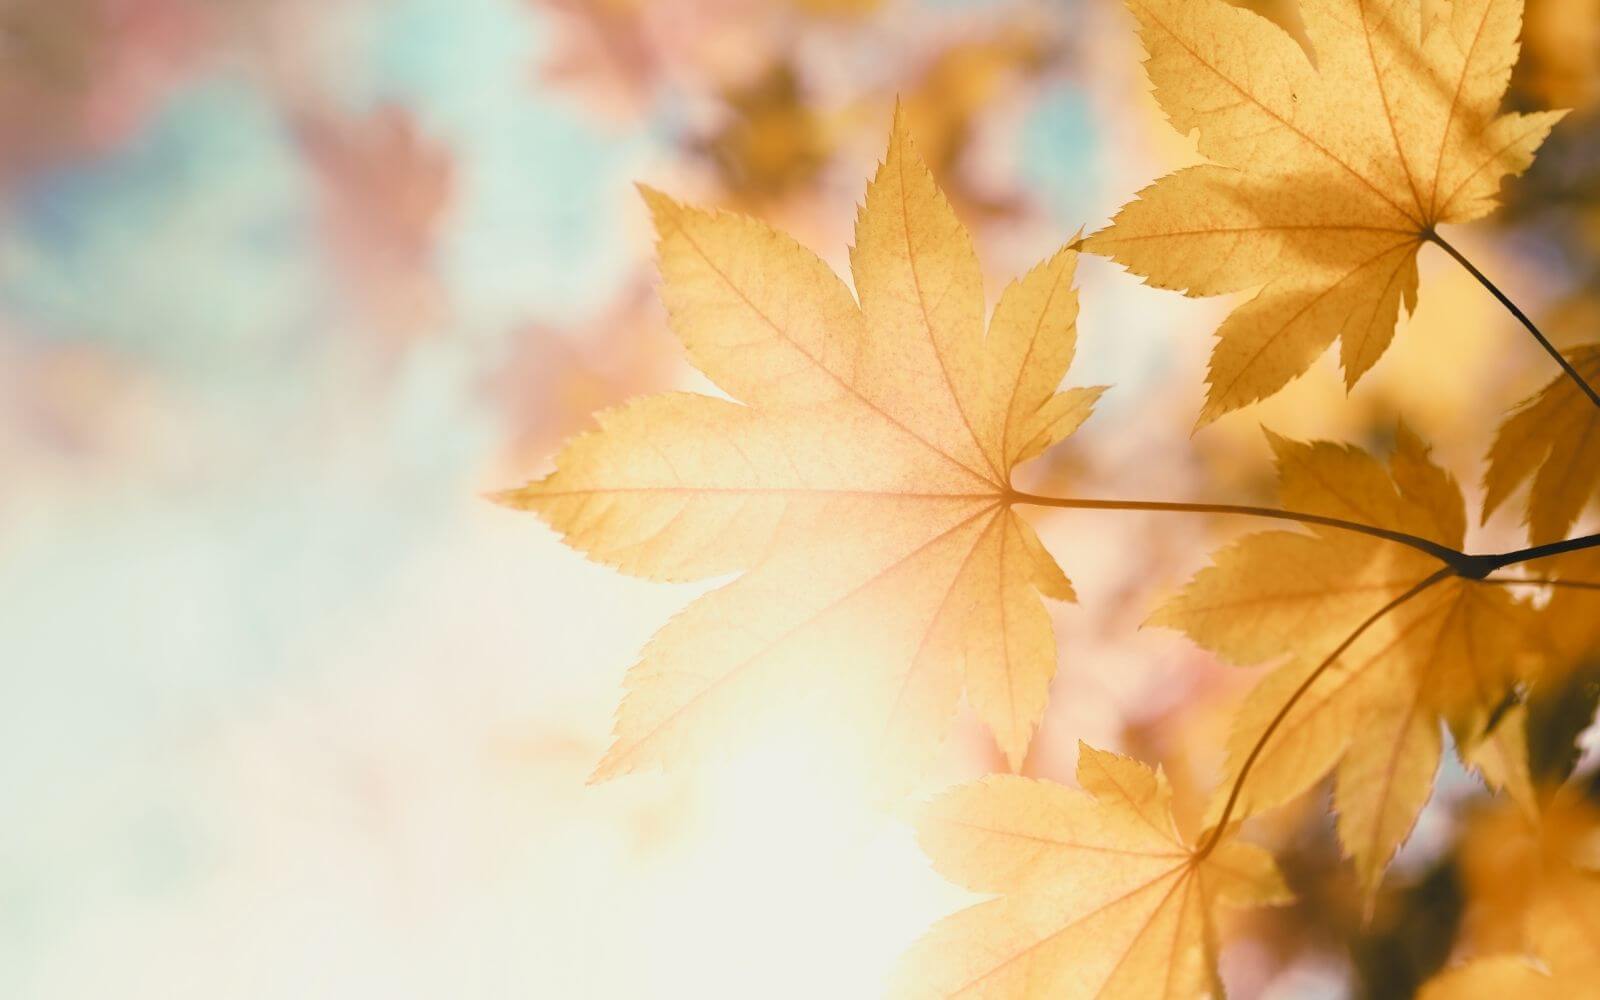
1010,492,1598,853
1481,531,1600,571
1010,492,1467,568
1425,230,1600,411
1193,568,1454,861
1012,493,1600,581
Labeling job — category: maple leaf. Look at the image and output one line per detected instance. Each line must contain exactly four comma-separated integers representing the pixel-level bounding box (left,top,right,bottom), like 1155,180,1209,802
498,110,1105,779
1082,0,1567,424
891,744,1289,999
1483,343,1600,545
1152,426,1542,894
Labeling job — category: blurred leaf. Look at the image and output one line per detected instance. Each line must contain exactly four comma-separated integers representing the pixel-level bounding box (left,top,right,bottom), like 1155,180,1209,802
298,105,455,339
899,26,1058,219
1429,791,1600,997
704,63,831,203
528,0,658,117
1517,0,1600,113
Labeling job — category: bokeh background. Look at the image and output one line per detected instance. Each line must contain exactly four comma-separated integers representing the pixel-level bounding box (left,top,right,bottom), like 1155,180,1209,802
4,0,1597,996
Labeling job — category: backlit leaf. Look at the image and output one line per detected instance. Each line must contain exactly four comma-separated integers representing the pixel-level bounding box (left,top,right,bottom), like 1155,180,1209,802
500,110,1105,779
892,745,1289,998
1154,426,1541,895
1084,0,1565,424
1483,344,1600,545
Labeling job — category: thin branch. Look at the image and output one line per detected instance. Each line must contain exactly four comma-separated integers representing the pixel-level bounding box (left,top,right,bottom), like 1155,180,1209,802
1483,531,1600,571
1010,492,1467,568
1193,567,1454,861
1011,496,1600,581
1426,230,1600,411
1005,493,1595,858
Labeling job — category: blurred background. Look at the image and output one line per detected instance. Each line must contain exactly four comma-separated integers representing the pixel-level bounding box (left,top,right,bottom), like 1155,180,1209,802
2,0,1597,996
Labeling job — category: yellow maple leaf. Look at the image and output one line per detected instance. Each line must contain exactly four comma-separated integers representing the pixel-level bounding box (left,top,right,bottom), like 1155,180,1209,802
498,110,1105,779
1152,426,1541,894
1082,0,1566,424
1483,343,1600,545
891,744,1289,999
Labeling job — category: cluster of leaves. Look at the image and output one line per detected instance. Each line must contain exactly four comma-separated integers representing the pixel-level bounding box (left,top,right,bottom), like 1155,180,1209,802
505,0,1600,994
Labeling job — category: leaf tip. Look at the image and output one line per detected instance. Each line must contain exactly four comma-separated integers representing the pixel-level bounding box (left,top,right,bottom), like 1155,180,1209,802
1192,402,1224,434
888,95,912,147
486,484,542,511
1259,425,1292,455
1074,740,1113,783
587,744,631,785
1140,599,1176,633
635,183,682,232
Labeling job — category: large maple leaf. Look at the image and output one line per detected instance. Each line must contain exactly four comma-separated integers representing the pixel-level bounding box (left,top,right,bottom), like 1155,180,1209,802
1082,0,1566,424
1152,426,1542,894
892,744,1289,998
499,110,1104,778
1483,343,1600,545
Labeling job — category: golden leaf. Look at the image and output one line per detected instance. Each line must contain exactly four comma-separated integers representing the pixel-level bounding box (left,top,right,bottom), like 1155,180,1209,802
891,744,1289,999
1153,426,1541,894
1483,343,1600,545
1083,0,1566,424
499,110,1105,779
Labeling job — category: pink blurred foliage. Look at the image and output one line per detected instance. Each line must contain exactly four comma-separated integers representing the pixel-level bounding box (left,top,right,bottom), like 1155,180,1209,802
530,0,661,120
487,282,680,472
296,104,457,344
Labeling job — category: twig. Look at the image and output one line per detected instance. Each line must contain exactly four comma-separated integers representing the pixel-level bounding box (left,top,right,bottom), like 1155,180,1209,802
1193,568,1454,860
1426,230,1600,411
1009,492,1468,569
1482,532,1600,571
